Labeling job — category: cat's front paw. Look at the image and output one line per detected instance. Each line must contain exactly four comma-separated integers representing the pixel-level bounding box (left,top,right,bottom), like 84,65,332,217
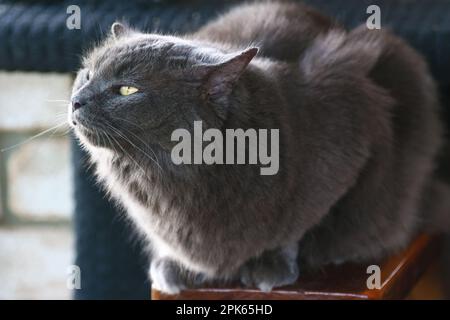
150,258,187,295
239,247,299,292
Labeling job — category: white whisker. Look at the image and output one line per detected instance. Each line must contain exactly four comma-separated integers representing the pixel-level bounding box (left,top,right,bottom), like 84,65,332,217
1,122,68,152
46,99,70,103
104,121,163,173
108,132,149,176
107,116,162,171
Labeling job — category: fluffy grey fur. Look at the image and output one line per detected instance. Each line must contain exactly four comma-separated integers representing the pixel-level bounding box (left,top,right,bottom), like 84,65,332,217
69,1,447,294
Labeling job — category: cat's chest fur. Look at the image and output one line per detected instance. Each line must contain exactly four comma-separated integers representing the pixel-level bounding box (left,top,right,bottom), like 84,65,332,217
88,147,210,272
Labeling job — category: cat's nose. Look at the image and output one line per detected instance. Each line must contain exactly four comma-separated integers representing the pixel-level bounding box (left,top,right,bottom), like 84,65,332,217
71,99,85,112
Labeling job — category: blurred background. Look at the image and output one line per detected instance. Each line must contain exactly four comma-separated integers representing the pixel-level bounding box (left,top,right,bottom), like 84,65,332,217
0,0,449,299
0,72,74,299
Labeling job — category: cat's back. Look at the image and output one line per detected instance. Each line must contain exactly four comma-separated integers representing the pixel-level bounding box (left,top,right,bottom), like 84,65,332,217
192,1,338,62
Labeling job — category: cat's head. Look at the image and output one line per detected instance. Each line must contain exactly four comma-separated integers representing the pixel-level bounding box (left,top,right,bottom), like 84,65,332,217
69,22,258,155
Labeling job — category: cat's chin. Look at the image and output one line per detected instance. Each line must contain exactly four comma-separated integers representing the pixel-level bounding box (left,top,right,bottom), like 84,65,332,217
72,125,110,150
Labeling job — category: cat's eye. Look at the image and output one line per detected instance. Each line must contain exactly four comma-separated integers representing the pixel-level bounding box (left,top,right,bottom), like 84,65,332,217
119,86,139,96
86,70,91,81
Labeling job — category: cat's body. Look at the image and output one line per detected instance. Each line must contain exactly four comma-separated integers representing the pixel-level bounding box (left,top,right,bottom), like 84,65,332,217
70,1,446,293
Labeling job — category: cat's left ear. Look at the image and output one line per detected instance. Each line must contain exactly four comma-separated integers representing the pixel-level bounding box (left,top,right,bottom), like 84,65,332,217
111,22,134,39
200,47,258,103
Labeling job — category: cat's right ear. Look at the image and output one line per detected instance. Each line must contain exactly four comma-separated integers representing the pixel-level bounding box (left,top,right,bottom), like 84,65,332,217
194,47,258,105
111,22,132,39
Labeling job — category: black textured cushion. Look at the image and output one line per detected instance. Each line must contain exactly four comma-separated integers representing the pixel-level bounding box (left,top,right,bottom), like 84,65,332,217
0,0,449,86
0,0,234,72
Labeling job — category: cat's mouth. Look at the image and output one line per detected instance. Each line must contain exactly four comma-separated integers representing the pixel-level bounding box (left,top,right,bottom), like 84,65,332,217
70,111,95,133
69,112,137,152
69,111,110,147
72,121,101,144
73,123,118,150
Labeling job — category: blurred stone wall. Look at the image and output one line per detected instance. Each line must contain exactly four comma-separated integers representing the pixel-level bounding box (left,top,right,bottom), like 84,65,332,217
0,72,74,222
0,72,75,299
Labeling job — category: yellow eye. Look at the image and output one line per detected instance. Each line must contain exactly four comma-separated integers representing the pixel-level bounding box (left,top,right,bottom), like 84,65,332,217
119,86,139,96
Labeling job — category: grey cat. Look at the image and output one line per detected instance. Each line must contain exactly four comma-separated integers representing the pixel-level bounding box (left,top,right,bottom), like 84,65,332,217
69,1,449,294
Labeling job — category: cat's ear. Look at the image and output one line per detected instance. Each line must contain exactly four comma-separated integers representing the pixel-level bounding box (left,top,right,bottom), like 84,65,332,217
199,47,258,103
111,22,133,39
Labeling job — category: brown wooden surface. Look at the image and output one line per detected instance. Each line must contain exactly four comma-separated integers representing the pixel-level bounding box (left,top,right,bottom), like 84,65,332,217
152,234,440,300
407,260,445,299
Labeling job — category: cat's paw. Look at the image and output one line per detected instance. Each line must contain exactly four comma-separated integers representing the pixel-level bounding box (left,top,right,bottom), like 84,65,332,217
150,258,187,294
239,248,299,292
